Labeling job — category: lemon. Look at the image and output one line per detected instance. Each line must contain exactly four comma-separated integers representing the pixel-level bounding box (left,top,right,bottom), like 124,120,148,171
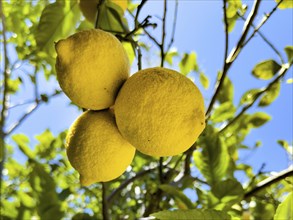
79,0,128,23
66,110,135,186
115,67,205,157
55,29,129,110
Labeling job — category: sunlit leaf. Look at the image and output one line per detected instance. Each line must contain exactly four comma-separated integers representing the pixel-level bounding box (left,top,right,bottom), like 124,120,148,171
12,134,35,159
122,42,136,65
253,200,275,220
199,72,210,89
252,60,281,80
274,192,292,220
247,112,271,128
7,78,21,94
240,89,261,105
276,0,293,9
151,209,231,220
212,179,244,204
286,78,293,84
284,46,293,62
159,185,195,209
210,102,236,123
217,72,234,103
226,0,244,32
35,0,81,55
259,81,280,107
165,49,179,65
179,52,198,75
193,126,229,185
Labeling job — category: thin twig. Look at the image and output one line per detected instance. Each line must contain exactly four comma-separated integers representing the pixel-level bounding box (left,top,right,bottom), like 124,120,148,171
6,104,39,135
160,0,167,67
0,2,10,215
166,0,178,52
205,0,262,118
107,167,156,203
244,166,293,199
243,0,284,47
219,63,291,134
102,182,110,220
8,90,61,109
238,12,285,64
135,0,148,26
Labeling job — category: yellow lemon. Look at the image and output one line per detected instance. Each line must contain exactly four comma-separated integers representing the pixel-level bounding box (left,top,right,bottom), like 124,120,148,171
79,0,128,23
115,67,205,157
55,29,129,110
66,110,135,186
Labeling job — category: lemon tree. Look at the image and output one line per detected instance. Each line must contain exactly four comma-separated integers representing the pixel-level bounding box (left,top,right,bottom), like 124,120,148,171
0,1,292,220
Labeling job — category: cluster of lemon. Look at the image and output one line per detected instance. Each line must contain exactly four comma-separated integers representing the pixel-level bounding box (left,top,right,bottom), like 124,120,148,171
55,6,205,188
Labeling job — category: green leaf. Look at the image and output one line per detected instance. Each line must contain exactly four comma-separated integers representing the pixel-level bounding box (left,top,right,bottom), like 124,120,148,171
122,42,136,65
7,78,21,94
253,200,275,220
179,52,198,76
210,102,236,123
165,49,179,65
159,185,195,209
200,72,210,89
217,72,234,103
240,89,261,105
151,209,231,220
193,126,229,185
12,134,35,159
29,162,64,220
284,46,293,62
276,0,293,9
247,112,271,128
226,0,243,32
252,60,281,80
98,1,128,33
212,179,244,203
35,0,80,56
259,81,281,107
286,78,293,84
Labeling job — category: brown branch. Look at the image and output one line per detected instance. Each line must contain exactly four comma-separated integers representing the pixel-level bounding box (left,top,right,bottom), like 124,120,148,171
243,0,284,47
219,63,291,134
244,166,293,199
238,12,285,64
102,182,110,220
135,0,148,26
166,0,178,52
160,0,167,67
206,0,262,118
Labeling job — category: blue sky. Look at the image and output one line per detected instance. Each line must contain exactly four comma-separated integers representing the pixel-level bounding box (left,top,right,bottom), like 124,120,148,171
5,0,293,179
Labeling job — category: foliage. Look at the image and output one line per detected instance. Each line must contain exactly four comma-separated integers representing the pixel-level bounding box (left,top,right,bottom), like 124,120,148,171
0,0,292,219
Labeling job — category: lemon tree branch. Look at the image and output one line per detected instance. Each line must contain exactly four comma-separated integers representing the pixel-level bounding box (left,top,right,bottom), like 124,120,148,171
219,62,292,134
205,0,262,118
244,167,293,199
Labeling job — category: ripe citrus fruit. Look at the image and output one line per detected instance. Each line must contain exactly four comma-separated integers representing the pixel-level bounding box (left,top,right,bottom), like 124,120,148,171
115,67,205,157
66,110,135,186
79,0,128,23
55,29,129,110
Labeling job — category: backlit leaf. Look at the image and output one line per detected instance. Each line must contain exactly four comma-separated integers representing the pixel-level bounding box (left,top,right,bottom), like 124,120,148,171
252,60,281,80
179,52,198,75
159,185,195,209
165,49,179,65
286,78,293,84
284,46,293,62
274,192,292,220
259,81,280,107
193,126,229,185
200,72,210,89
151,209,231,220
12,134,35,159
247,112,271,128
240,89,261,105
217,72,234,103
212,179,244,204
276,0,293,9
35,0,80,55
210,102,236,123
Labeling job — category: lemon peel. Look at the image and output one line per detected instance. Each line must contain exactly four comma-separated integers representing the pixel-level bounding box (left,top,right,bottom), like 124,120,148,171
66,110,135,186
55,29,129,110
115,67,206,157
